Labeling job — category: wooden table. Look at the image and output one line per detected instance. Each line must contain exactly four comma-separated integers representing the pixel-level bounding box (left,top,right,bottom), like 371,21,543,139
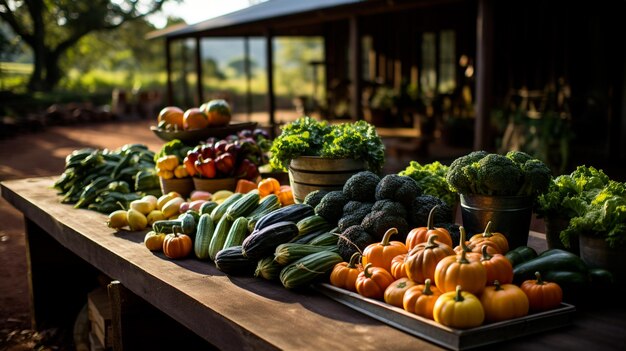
2,177,625,351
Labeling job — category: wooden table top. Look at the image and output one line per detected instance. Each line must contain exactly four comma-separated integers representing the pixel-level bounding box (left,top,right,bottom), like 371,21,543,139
2,177,625,351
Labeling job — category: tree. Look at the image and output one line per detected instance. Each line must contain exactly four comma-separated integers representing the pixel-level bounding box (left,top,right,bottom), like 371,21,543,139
0,0,173,92
227,56,257,77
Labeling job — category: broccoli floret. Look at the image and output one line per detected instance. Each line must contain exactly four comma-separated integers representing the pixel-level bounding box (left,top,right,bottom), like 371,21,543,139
476,154,523,195
371,199,407,218
408,195,454,227
303,190,329,208
506,150,534,166
518,158,552,196
375,174,421,207
314,190,349,224
338,201,374,232
446,150,488,194
343,171,380,202
361,210,409,241
337,225,376,261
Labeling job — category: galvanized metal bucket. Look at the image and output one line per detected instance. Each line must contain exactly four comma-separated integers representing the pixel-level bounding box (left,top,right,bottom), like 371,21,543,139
459,194,533,249
288,157,366,203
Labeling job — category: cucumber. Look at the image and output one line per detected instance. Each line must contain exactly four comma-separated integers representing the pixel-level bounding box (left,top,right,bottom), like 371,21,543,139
208,216,234,261
210,193,243,222
194,214,214,260
222,217,249,249
279,251,343,289
225,191,260,221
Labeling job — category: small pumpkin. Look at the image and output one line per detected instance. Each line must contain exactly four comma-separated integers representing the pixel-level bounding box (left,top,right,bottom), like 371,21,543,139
402,278,442,319
329,252,363,292
480,280,529,323
384,277,417,308
404,234,455,283
355,263,395,300
434,243,487,295
480,245,514,285
405,205,453,250
520,271,563,312
469,221,509,254
144,231,165,252
362,228,408,273
163,225,193,259
390,254,408,279
434,285,485,329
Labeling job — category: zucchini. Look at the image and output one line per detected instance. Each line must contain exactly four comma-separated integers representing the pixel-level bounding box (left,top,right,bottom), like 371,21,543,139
193,214,214,260
513,249,589,284
242,221,299,260
296,215,332,237
210,193,243,222
225,191,260,221
308,231,339,246
222,217,249,249
214,246,256,276
152,219,181,234
255,256,283,281
199,201,219,215
246,194,281,231
253,203,314,231
505,246,538,267
279,251,343,289
274,243,338,266
208,216,234,261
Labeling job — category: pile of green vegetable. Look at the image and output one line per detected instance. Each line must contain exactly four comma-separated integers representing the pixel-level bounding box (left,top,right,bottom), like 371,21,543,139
537,166,626,248
269,116,385,174
399,161,457,207
54,144,160,213
446,150,552,197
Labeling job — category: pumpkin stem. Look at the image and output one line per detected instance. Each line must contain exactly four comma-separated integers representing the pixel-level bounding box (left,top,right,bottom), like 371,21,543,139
427,205,439,230
480,245,492,261
535,271,545,285
458,226,471,253
423,279,434,296
171,225,180,237
494,280,502,291
458,249,470,264
454,285,464,302
364,263,373,279
381,228,398,246
426,234,439,248
483,221,493,238
347,252,361,268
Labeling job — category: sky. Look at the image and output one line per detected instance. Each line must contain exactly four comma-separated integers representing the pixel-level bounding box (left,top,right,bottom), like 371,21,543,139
148,0,253,28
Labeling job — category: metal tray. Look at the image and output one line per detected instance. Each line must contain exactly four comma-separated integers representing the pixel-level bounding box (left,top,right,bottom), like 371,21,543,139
315,283,576,350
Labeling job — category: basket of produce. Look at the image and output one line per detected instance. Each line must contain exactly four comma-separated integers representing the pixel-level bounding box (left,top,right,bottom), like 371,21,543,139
154,139,194,198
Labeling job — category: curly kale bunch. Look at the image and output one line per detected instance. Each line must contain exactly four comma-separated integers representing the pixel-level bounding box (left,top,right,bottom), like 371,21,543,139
375,174,421,207
446,150,552,197
400,161,457,207
314,190,349,224
343,171,380,202
338,201,374,232
269,116,332,171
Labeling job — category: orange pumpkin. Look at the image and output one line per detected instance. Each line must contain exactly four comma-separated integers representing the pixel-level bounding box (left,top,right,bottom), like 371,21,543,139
258,177,281,197
434,246,487,295
383,277,417,308
469,221,510,254
520,271,563,312
404,234,455,283
453,226,485,260
362,228,408,273
355,263,395,300
329,252,363,292
480,280,529,322
405,205,453,250
480,245,514,285
402,279,442,319
390,254,408,279
163,226,192,259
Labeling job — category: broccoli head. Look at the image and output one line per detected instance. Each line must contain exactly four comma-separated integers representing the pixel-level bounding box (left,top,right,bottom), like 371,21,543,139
337,225,376,261
408,195,454,227
343,171,380,202
361,210,409,241
303,190,329,208
371,199,407,218
475,154,523,195
506,150,534,166
518,158,552,196
446,150,488,194
338,201,374,232
314,190,349,224
375,174,421,207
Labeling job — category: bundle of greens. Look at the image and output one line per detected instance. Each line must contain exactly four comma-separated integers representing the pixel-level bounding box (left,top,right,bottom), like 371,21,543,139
537,166,626,248
399,161,457,207
269,116,385,173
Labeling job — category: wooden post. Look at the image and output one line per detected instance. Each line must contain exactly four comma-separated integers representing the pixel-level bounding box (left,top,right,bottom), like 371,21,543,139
195,36,204,105
474,0,494,150
266,30,276,136
349,15,363,120
166,37,173,106
244,36,252,120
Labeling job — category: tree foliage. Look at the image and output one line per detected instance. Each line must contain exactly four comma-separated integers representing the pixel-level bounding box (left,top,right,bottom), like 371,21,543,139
0,0,174,91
